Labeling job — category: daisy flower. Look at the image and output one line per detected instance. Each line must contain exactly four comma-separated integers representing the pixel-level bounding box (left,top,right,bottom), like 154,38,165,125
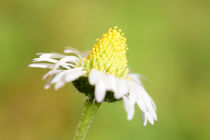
29,26,157,138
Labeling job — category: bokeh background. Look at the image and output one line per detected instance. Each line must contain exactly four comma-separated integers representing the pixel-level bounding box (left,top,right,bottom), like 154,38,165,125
0,0,210,140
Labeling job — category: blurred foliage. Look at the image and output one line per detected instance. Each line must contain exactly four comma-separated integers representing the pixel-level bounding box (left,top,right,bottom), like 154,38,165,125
0,0,210,140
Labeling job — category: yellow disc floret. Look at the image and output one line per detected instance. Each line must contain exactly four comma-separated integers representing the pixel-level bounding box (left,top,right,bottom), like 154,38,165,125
84,26,129,78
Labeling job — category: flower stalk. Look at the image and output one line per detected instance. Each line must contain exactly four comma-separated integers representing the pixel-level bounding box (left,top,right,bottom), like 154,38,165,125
73,97,101,140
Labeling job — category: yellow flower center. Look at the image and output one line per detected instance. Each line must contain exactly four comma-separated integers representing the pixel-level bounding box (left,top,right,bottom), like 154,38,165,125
84,26,129,78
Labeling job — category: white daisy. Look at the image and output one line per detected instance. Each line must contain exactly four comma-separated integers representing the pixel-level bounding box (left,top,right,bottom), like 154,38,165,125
29,26,157,126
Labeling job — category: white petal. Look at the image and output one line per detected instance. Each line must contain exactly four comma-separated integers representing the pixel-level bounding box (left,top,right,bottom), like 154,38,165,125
54,57,77,69
64,47,84,65
130,80,156,118
33,58,58,63
37,53,64,58
142,112,148,126
128,73,142,85
64,50,75,54
64,47,81,56
54,81,65,90
136,94,147,113
129,73,157,115
28,63,54,69
121,79,129,95
126,78,157,126
62,62,75,67
127,104,135,120
58,56,80,64
148,95,157,110
51,67,84,84
44,75,55,89
89,69,101,85
114,79,123,99
51,71,67,84
123,96,135,120
148,106,157,121
139,95,157,121
64,70,86,82
95,78,106,103
128,82,147,112
123,96,130,112
114,79,128,99
124,94,136,120
145,112,154,125
105,74,117,91
43,69,61,80
139,88,157,120
44,84,51,89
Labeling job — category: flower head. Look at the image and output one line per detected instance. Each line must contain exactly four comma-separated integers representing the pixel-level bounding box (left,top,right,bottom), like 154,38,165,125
84,26,128,78
29,26,157,126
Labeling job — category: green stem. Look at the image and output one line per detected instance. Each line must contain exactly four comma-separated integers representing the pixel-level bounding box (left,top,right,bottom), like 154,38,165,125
73,98,101,140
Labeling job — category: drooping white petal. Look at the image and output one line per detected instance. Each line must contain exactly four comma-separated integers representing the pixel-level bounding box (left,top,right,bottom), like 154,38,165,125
43,69,61,80
37,53,64,59
144,112,154,125
64,47,82,56
64,49,76,54
28,63,55,69
121,79,129,95
127,104,135,120
136,88,156,122
33,58,58,63
144,93,157,111
115,79,128,99
32,50,84,71
64,47,84,65
148,105,157,121
44,84,51,89
89,69,102,85
106,74,117,91
151,99,157,110
123,96,135,120
58,56,80,65
54,80,65,90
51,71,67,84
137,86,157,120
30,49,86,90
128,73,142,85
53,57,76,70
142,112,148,126
113,78,122,99
64,70,86,82
62,63,75,68
121,72,157,125
44,75,56,89
122,96,130,114
127,81,147,113
51,67,84,84
95,78,107,103
88,69,129,102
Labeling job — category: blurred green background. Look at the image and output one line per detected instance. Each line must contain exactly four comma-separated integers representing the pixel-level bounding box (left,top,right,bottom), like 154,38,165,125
0,0,210,140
